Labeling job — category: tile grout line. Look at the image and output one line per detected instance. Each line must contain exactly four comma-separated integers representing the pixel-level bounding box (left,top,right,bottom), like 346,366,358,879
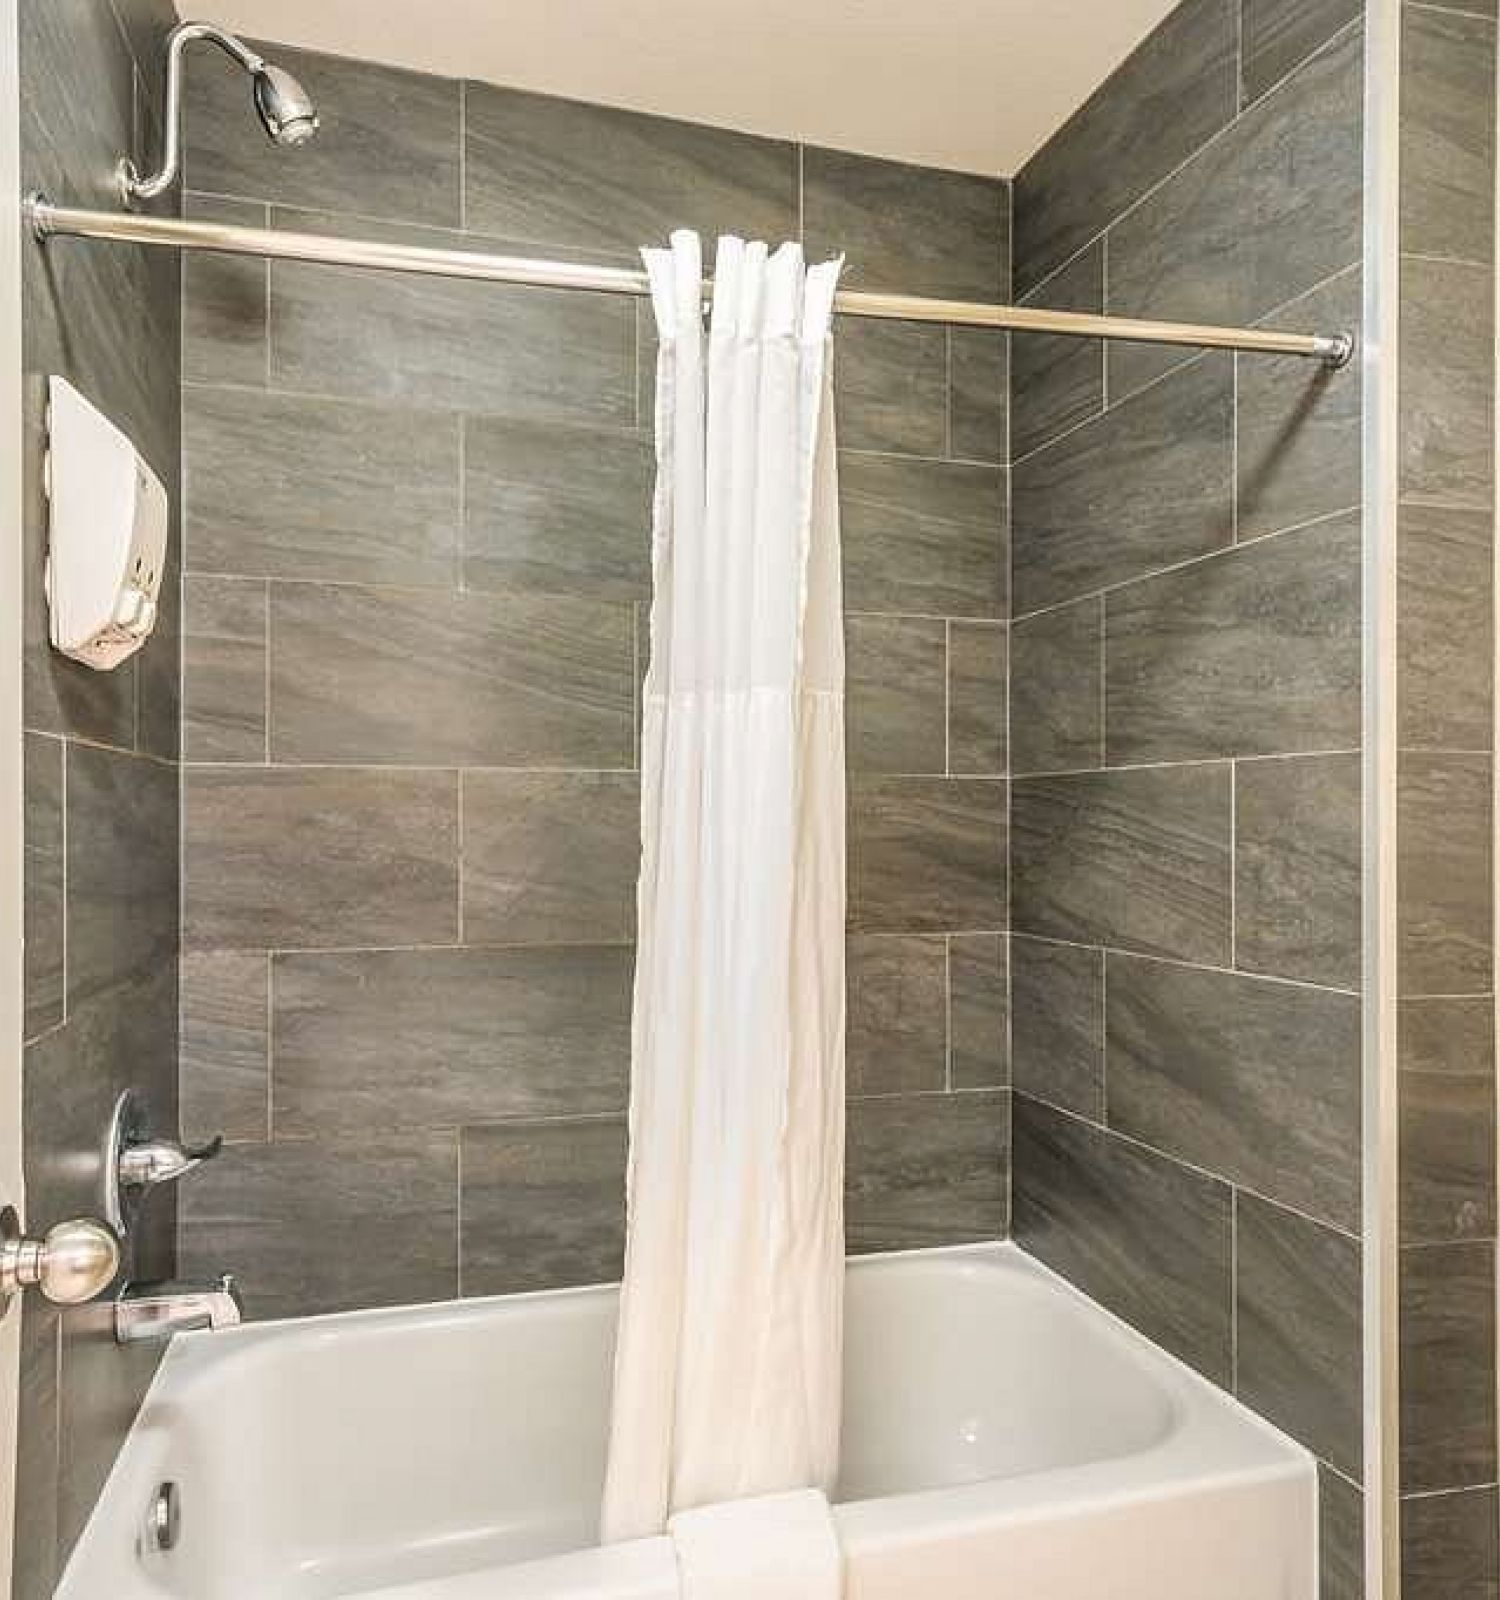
1229,1185,1239,1392
1016,1089,1362,1244
1011,503,1361,625
1229,758,1238,970
265,950,275,1142
1005,930,1360,998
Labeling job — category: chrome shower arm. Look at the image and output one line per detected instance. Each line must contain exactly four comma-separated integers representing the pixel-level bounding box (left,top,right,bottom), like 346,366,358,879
121,22,268,204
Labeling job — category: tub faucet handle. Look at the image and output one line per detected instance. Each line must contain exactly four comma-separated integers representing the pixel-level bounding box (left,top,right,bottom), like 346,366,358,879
118,1132,223,1191
105,1089,223,1235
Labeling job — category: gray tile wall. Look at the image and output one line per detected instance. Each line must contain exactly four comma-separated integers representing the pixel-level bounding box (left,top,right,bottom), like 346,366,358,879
1393,3,1500,1593
15,1,183,1592
176,41,1013,1323
1007,5,1367,1592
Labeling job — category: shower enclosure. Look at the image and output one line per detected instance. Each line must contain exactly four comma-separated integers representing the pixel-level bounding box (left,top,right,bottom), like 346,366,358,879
5,0,1496,1595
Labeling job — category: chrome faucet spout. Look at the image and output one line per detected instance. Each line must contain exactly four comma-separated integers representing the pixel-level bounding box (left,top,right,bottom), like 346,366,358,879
115,1275,243,1345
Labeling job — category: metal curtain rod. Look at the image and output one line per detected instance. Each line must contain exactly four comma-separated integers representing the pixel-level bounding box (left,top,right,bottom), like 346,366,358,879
24,194,1354,367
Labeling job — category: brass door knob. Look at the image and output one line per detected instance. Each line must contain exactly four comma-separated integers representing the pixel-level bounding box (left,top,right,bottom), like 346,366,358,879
0,1206,120,1308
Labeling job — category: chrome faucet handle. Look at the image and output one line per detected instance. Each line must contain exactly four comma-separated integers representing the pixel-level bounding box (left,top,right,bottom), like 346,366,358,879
0,1206,121,1310
105,1090,223,1234
117,1133,224,1190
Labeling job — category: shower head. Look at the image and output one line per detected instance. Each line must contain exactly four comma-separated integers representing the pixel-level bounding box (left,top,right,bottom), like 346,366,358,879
120,22,320,205
251,62,320,147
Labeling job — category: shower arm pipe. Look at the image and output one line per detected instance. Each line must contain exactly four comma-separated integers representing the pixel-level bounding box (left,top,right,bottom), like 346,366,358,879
23,195,1355,367
119,23,268,203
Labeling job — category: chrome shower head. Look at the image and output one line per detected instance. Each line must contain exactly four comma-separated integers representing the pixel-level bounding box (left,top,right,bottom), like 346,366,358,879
251,62,320,146
121,22,320,205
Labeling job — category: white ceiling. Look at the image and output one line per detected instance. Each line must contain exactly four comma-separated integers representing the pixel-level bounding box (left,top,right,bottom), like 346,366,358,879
187,0,1182,176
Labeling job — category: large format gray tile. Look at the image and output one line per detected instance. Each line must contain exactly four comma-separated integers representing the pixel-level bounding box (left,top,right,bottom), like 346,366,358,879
464,85,797,254
803,148,1008,302
1011,355,1234,614
462,771,639,946
1235,1193,1362,1478
1104,513,1360,762
850,777,1007,933
55,1306,165,1566
22,0,180,485
1009,598,1102,775
1400,3,1497,265
1106,955,1362,1232
269,582,634,768
179,951,269,1147
1012,1095,1233,1384
273,946,631,1132
1319,1467,1366,1600
1010,766,1231,963
841,454,1007,619
182,192,268,387
947,621,1007,776
949,934,1009,1090
24,968,175,1244
1235,753,1361,991
463,415,652,601
15,1304,59,1600
1398,502,1494,751
1400,997,1496,1246
267,215,635,423
1399,255,1495,511
949,329,1009,465
179,1133,459,1321
23,731,64,1040
847,935,948,1097
834,318,948,458
1012,0,1237,293
846,615,947,775
1398,753,1493,996
846,1092,1009,1251
184,385,462,586
1011,243,1104,461
1400,1241,1497,1494
184,40,462,225
1010,936,1104,1120
1236,270,1363,541
183,767,459,951
66,743,178,1009
1402,1486,1499,1600
460,1119,627,1296
1106,28,1363,398
1242,0,1361,104
183,573,267,762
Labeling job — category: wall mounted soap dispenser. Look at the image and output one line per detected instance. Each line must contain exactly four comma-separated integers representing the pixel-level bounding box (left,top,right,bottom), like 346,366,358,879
43,375,168,670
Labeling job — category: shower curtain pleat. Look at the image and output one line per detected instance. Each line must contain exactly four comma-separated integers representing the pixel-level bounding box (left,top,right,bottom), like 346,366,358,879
601,231,846,1543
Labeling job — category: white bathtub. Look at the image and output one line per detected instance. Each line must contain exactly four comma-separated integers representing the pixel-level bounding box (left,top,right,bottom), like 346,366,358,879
57,1244,1315,1600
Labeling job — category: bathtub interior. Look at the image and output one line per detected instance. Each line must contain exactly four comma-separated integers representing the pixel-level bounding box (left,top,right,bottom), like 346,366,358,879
61,1246,1298,1600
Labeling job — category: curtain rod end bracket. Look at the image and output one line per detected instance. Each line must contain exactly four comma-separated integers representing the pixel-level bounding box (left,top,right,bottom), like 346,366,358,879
23,192,55,242
1320,331,1355,369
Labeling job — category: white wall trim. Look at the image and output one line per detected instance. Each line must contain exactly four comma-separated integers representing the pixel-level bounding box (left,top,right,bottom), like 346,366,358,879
0,0,26,1588
1360,0,1403,1594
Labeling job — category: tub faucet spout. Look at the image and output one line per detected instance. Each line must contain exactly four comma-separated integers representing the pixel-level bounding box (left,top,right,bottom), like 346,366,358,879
115,1274,243,1345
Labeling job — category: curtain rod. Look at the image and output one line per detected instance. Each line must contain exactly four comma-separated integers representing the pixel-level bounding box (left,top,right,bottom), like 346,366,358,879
24,194,1355,368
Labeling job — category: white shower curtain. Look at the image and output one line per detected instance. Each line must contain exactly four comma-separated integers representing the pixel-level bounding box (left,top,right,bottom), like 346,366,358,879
601,231,847,1543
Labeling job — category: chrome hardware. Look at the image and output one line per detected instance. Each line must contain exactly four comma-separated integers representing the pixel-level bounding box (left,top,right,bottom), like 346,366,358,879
21,195,1354,369
0,1206,121,1310
105,1090,222,1234
119,22,318,205
115,1274,243,1345
145,1481,181,1554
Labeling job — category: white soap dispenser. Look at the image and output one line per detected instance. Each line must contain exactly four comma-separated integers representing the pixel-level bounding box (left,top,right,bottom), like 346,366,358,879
43,376,169,671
